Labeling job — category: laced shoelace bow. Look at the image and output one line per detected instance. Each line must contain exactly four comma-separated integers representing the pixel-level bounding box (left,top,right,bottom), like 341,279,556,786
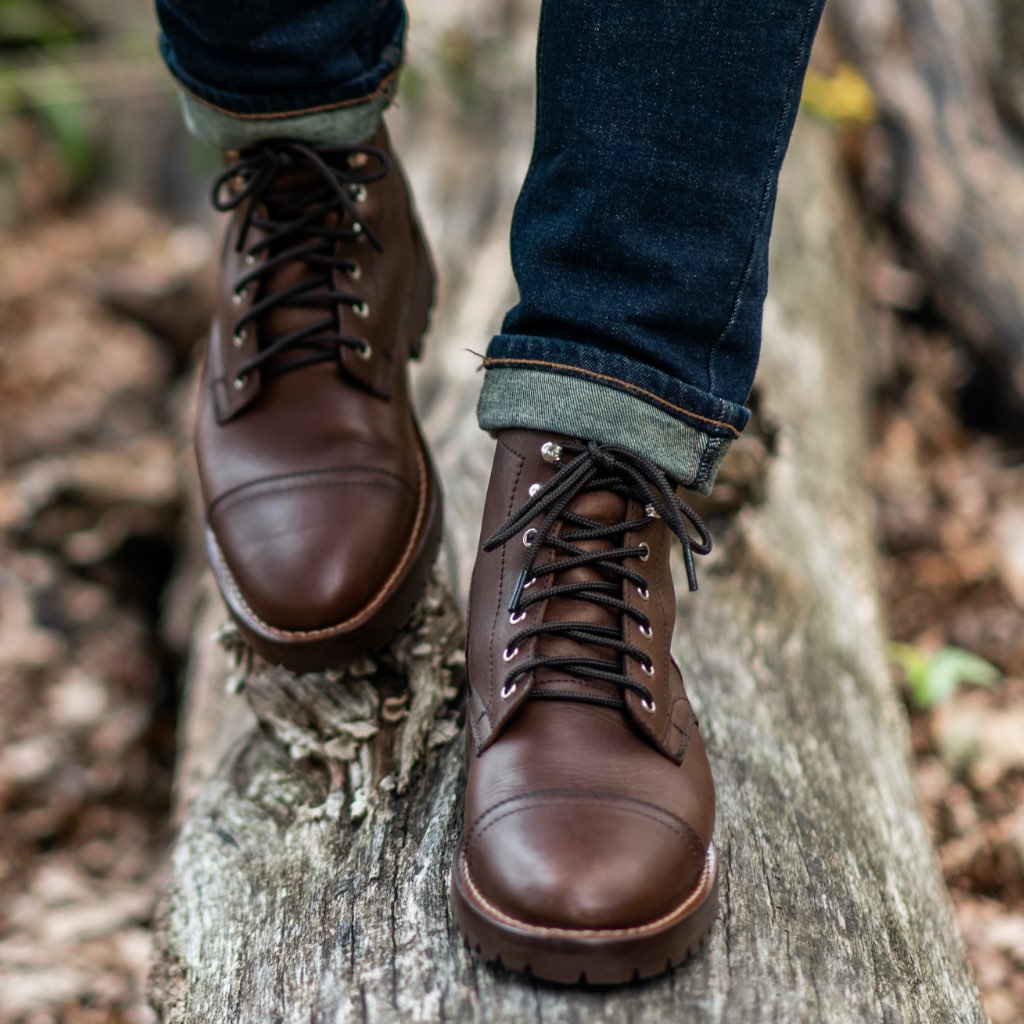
483,441,712,709
211,140,389,382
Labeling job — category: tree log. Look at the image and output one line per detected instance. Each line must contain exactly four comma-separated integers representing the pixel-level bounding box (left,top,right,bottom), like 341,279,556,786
149,5,985,1019
830,0,1024,407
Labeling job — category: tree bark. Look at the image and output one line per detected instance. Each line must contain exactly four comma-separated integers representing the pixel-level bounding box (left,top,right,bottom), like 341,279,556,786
149,5,985,1019
830,0,1024,407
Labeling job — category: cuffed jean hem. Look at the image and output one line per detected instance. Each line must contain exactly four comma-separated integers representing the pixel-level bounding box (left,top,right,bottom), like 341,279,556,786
174,84,392,149
157,9,404,118
477,367,737,495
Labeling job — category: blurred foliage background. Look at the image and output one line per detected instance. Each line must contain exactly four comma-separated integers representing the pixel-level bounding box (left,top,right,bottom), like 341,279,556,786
0,1,1022,1022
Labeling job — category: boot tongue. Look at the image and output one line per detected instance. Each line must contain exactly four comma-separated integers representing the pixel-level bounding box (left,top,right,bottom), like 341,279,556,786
250,164,351,370
531,485,630,703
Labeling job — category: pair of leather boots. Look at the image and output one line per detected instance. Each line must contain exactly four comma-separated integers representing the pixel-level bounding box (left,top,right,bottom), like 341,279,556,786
196,126,718,984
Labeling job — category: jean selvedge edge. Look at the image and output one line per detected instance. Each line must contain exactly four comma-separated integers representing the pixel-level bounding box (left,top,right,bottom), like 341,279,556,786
477,361,743,495
486,333,748,433
175,85,392,150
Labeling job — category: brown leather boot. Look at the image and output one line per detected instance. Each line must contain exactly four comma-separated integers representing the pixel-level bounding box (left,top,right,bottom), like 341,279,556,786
195,125,442,672
452,429,718,984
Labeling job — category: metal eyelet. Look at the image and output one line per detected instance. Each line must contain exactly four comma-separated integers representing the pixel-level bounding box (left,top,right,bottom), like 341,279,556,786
523,576,537,590
641,660,655,677
353,301,370,319
641,697,656,713
522,529,537,547
510,610,527,625
637,585,650,601
541,441,562,464
232,329,247,348
244,253,256,266
645,503,661,519
528,483,541,497
347,262,362,281
356,340,372,361
502,646,519,662
350,184,367,203
352,222,364,236
233,374,247,391
639,542,650,562
231,287,248,305
501,681,517,699
639,623,653,639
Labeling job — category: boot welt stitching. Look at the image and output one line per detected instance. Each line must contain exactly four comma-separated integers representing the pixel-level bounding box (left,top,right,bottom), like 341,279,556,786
459,841,716,940
209,431,431,640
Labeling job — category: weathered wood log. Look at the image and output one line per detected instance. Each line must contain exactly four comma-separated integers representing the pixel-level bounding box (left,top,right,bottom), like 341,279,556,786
830,0,1024,406
148,5,985,1019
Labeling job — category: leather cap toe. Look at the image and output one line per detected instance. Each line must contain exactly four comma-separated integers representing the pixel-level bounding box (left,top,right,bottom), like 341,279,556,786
465,794,706,931
209,467,417,631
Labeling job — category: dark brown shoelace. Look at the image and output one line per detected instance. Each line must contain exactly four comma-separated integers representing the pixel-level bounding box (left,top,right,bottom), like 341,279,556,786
211,140,388,380
483,441,712,709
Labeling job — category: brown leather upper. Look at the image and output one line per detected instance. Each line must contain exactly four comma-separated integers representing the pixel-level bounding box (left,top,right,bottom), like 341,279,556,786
461,429,715,929
196,125,435,634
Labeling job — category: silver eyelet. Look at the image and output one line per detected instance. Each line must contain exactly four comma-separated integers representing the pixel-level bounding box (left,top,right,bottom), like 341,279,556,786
244,253,256,266
523,576,537,590
231,287,248,305
541,441,562,464
645,503,661,519
638,542,650,562
347,262,362,281
637,585,650,601
641,660,655,677
353,301,370,319
350,184,367,203
639,623,653,639
641,697,656,713
233,374,247,391
352,222,364,236
510,610,526,625
232,329,247,348
522,529,537,547
502,646,519,662
528,483,541,497
501,681,517,699
356,340,372,361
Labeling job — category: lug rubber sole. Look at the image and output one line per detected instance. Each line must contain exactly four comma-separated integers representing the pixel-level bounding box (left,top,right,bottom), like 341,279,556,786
451,841,718,985
206,427,443,675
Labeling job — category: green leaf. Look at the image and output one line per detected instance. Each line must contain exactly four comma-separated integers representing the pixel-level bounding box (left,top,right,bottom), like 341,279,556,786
889,643,1000,710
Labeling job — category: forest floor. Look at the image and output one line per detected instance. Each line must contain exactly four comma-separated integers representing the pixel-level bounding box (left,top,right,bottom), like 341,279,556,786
0,17,1022,1024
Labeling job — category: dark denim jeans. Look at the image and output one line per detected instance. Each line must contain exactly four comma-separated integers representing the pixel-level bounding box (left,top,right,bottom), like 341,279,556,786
158,0,826,492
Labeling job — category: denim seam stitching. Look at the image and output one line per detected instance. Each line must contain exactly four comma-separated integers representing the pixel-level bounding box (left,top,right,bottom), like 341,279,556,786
695,436,717,487
705,1,818,394
178,66,400,121
483,357,741,437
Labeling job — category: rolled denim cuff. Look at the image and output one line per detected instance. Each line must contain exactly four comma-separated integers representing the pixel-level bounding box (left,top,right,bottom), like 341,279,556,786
478,366,740,495
174,84,392,150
